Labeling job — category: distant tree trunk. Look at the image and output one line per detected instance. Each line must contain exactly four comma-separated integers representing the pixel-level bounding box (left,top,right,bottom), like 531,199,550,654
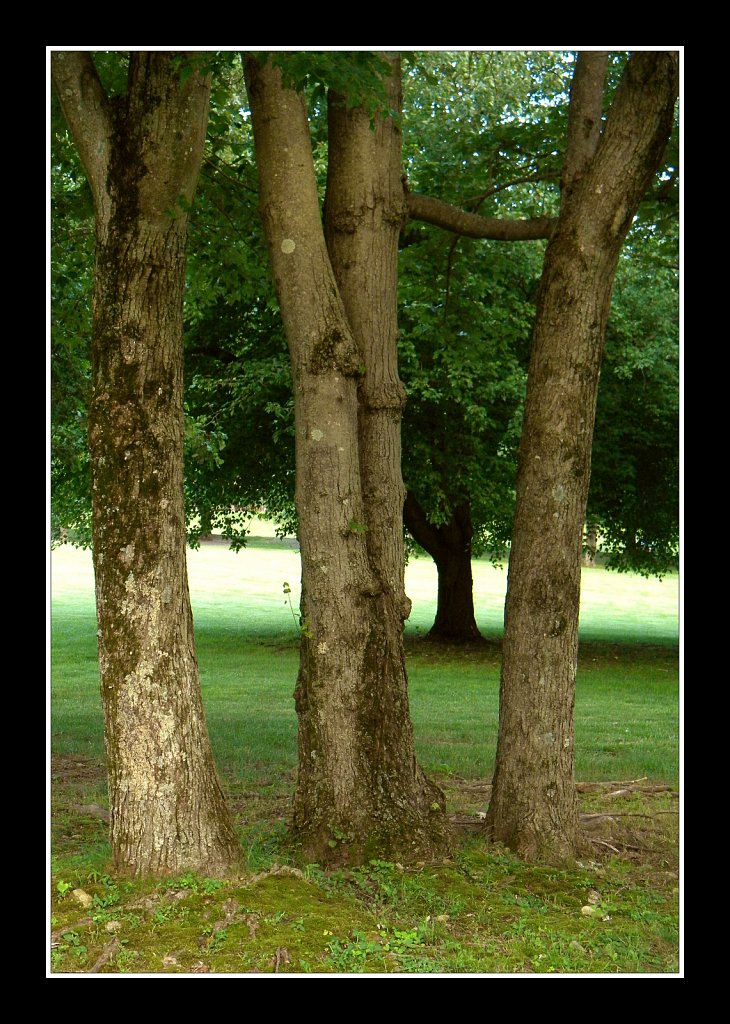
582,522,598,567
245,54,450,865
52,52,240,876
403,493,483,643
485,51,679,862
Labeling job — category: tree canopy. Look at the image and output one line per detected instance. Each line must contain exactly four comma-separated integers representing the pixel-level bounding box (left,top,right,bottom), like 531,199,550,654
52,49,679,583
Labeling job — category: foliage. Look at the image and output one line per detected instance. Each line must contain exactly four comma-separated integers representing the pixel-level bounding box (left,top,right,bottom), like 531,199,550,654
50,92,94,546
402,50,571,213
398,233,538,555
49,48,679,574
398,50,678,574
265,50,394,121
589,223,679,575
396,52,565,555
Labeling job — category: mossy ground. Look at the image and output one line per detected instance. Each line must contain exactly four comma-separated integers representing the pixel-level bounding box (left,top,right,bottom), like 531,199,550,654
50,543,679,975
50,761,679,975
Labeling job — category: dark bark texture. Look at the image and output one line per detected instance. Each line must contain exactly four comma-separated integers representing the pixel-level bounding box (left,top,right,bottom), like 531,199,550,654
404,493,484,643
485,51,679,862
245,54,450,864
52,52,240,876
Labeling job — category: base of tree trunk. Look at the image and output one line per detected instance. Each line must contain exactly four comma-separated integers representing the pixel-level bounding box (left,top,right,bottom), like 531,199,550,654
291,784,452,868
483,816,579,866
425,623,488,645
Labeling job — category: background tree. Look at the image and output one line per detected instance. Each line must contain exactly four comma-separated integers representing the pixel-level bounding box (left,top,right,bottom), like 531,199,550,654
397,50,678,637
398,234,537,642
51,51,240,876
395,52,562,641
484,50,679,861
181,63,298,545
588,215,679,575
51,94,95,545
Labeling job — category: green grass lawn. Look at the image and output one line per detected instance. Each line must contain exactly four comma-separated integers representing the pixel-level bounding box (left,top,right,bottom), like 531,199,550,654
49,537,680,976
50,539,680,784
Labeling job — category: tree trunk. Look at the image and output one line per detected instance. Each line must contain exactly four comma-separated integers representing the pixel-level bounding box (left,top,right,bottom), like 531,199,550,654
324,56,451,854
582,523,598,567
403,493,484,643
52,52,240,876
485,51,679,863
245,54,450,864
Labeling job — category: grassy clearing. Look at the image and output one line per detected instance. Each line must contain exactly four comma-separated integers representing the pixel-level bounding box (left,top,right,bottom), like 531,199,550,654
49,538,680,975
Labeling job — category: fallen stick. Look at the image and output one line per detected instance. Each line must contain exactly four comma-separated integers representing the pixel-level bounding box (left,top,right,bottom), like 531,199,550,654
87,936,120,973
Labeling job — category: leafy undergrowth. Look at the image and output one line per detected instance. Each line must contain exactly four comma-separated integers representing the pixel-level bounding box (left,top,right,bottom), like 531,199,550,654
50,761,679,976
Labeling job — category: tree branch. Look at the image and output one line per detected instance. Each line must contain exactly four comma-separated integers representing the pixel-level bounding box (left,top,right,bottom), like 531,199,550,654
464,171,559,207
585,52,680,233
51,51,113,211
561,51,609,199
406,193,556,241
202,155,258,195
404,492,447,562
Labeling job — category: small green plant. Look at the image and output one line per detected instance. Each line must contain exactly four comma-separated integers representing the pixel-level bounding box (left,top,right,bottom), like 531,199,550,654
92,884,121,910
114,943,138,972
323,924,433,974
283,582,313,639
347,519,368,534
169,872,199,892
56,930,88,961
86,870,114,886
325,930,383,972
56,879,73,900
207,928,228,953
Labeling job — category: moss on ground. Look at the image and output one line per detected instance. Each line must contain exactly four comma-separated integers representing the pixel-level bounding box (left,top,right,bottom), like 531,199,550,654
50,776,679,975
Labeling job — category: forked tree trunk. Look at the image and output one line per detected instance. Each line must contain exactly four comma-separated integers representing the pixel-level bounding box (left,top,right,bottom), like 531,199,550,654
52,52,240,876
324,56,451,852
245,54,450,864
485,51,679,862
403,493,484,643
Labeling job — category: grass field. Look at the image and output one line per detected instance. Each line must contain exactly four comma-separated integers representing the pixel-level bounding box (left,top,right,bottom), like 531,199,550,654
49,534,681,976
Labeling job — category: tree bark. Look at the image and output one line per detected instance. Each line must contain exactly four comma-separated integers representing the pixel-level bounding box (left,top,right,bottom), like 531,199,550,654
324,55,451,853
403,493,484,643
406,193,556,240
52,52,240,876
485,51,679,863
245,54,450,864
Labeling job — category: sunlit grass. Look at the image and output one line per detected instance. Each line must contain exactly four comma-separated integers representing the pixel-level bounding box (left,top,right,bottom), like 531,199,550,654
50,537,679,785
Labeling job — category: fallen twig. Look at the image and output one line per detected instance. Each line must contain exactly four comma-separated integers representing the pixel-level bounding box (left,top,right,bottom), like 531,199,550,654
578,778,648,791
589,838,621,854
87,936,120,973
582,811,678,821
272,947,290,973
